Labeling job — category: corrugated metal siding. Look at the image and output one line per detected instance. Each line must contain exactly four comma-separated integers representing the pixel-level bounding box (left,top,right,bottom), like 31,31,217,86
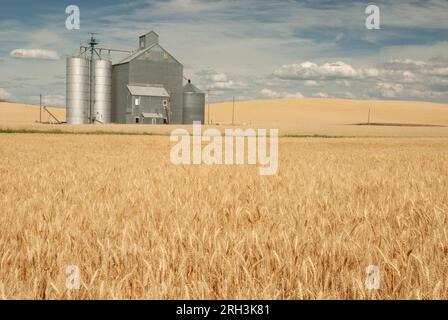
66,57,90,124
93,59,112,123
129,59,183,124
112,32,184,124
183,92,205,124
111,63,129,123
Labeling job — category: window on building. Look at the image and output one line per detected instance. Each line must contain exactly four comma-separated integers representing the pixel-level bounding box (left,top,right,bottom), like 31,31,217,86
163,51,168,60
135,97,140,106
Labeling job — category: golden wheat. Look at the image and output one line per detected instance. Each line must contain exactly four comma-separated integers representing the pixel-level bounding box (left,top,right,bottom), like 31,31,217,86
0,134,447,299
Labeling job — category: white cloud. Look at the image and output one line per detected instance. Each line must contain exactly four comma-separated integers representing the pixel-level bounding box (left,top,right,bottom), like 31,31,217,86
197,69,245,92
312,92,329,98
206,79,245,91
304,80,318,86
402,71,416,83
386,59,426,68
9,49,60,60
426,67,448,76
260,88,303,99
260,89,279,98
376,83,404,98
270,56,448,102
285,92,304,99
0,88,12,100
360,68,380,78
209,73,228,82
408,89,444,99
274,61,358,80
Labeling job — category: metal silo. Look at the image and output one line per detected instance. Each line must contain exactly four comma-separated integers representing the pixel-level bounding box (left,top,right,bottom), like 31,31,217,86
183,80,205,124
93,59,112,123
66,57,90,124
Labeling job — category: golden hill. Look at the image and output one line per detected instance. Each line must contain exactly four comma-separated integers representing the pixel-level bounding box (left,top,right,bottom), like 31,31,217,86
208,98,448,125
1,99,448,136
0,102,65,126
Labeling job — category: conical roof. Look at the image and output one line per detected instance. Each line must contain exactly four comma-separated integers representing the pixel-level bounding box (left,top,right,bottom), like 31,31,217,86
184,81,204,94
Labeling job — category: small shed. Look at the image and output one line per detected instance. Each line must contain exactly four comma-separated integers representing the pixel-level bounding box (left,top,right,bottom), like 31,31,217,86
127,84,169,124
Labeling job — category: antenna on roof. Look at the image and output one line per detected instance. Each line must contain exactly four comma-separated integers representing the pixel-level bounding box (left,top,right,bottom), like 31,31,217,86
88,33,98,47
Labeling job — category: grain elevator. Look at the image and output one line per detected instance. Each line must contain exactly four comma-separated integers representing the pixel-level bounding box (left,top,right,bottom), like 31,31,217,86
66,31,205,125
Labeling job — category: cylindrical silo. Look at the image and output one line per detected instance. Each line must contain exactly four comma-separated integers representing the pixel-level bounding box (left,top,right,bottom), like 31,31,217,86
66,57,90,124
93,59,112,123
183,80,205,124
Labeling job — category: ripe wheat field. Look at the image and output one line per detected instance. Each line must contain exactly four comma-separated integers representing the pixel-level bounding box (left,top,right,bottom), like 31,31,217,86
0,133,447,299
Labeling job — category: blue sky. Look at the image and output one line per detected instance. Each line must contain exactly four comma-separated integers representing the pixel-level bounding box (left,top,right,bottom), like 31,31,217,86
0,0,448,106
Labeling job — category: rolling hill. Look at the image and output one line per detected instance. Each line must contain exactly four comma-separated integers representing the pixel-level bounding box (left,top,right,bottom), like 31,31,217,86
1,98,447,136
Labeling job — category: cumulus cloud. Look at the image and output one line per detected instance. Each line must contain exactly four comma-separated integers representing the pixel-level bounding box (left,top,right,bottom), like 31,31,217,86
9,49,59,60
0,88,12,100
196,69,245,92
425,67,448,76
312,92,329,98
385,59,426,68
274,61,358,80
209,73,228,82
304,80,318,86
285,92,304,99
260,88,303,99
206,79,246,91
359,68,380,78
270,56,448,102
376,83,404,98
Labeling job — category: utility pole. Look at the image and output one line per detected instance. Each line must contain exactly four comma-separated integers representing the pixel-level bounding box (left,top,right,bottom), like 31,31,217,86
207,89,211,125
368,107,371,124
39,94,42,123
232,96,235,125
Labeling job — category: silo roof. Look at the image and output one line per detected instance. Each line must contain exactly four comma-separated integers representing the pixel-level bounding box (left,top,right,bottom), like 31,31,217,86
114,43,182,66
127,85,169,97
115,44,157,65
184,83,204,94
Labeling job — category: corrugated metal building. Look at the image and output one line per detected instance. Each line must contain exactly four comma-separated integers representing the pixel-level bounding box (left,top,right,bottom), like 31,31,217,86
112,31,184,124
127,84,169,124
